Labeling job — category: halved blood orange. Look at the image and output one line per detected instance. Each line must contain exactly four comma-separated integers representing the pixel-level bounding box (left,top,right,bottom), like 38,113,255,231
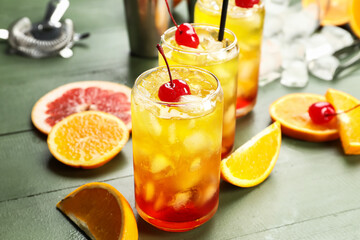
57,182,138,240
32,81,131,134
270,93,339,142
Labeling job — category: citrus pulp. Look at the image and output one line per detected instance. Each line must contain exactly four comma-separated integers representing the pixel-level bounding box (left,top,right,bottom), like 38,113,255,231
270,93,339,142
326,88,360,154
221,121,281,187
47,111,129,168
57,182,138,240
32,81,131,134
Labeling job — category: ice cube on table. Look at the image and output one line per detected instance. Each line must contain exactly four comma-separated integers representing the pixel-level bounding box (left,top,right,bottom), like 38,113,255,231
260,38,282,76
281,39,306,68
321,26,353,52
263,15,283,38
305,33,333,61
280,60,308,87
308,55,340,81
282,4,319,42
259,72,281,87
265,0,291,14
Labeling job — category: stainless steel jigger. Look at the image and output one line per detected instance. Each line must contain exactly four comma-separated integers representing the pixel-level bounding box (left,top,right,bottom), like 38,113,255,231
123,0,173,58
0,0,89,58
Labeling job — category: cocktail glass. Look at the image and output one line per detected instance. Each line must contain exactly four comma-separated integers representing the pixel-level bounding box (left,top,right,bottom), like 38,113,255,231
194,0,265,117
160,23,238,158
131,66,224,232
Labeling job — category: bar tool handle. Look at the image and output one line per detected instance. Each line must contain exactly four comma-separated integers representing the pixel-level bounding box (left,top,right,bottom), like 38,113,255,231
333,51,360,79
44,0,70,27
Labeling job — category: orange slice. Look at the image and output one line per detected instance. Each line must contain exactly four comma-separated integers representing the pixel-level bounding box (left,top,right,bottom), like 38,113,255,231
302,0,350,26
57,182,138,240
269,93,339,142
47,111,129,168
349,0,360,38
221,121,281,187
326,89,360,154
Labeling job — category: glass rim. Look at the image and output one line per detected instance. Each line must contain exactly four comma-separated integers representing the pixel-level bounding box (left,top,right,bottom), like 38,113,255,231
160,23,238,56
133,65,222,107
196,0,265,15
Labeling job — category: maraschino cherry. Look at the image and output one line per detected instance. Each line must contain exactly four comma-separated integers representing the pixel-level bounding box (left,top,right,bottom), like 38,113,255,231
157,44,191,102
235,0,259,8
164,0,199,48
309,101,360,124
308,102,336,124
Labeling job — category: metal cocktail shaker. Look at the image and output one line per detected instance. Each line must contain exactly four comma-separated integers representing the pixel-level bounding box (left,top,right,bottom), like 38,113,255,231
124,0,173,58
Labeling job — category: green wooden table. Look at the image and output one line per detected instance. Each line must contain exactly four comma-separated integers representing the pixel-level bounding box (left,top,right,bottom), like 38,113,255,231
1,0,360,239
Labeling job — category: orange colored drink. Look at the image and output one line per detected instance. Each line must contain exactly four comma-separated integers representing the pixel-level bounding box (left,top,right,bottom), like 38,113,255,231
159,24,239,158
131,66,224,232
195,0,265,117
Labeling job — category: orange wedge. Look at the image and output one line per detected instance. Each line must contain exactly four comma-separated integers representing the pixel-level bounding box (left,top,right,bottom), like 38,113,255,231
47,111,129,168
326,89,360,154
57,182,138,240
349,0,360,38
221,122,281,188
270,93,339,142
302,0,351,26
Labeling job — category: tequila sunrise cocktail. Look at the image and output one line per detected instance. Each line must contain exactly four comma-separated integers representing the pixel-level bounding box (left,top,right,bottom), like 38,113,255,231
195,0,265,117
160,24,238,158
131,66,223,232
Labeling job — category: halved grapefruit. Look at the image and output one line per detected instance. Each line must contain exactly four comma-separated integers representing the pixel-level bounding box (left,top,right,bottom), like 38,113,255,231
32,81,132,134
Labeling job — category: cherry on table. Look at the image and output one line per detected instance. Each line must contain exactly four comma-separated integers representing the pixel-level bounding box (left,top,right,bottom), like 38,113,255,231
235,0,259,8
308,102,336,124
164,0,199,48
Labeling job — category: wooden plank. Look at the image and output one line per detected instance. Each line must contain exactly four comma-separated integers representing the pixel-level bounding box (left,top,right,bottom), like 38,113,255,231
0,0,126,31
0,30,158,135
0,177,135,240
1,0,360,239
1,64,360,237
233,209,360,240
0,0,158,135
1,158,360,240
0,130,134,202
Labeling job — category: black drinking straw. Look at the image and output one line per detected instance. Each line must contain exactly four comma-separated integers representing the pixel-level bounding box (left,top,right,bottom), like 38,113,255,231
218,0,229,41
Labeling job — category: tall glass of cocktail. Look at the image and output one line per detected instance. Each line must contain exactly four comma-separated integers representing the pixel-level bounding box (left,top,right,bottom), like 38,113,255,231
194,0,265,117
131,65,224,232
160,23,238,158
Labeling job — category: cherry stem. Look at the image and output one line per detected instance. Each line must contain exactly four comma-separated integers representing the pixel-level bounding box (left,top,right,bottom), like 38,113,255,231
157,44,174,87
165,0,180,31
325,104,360,117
